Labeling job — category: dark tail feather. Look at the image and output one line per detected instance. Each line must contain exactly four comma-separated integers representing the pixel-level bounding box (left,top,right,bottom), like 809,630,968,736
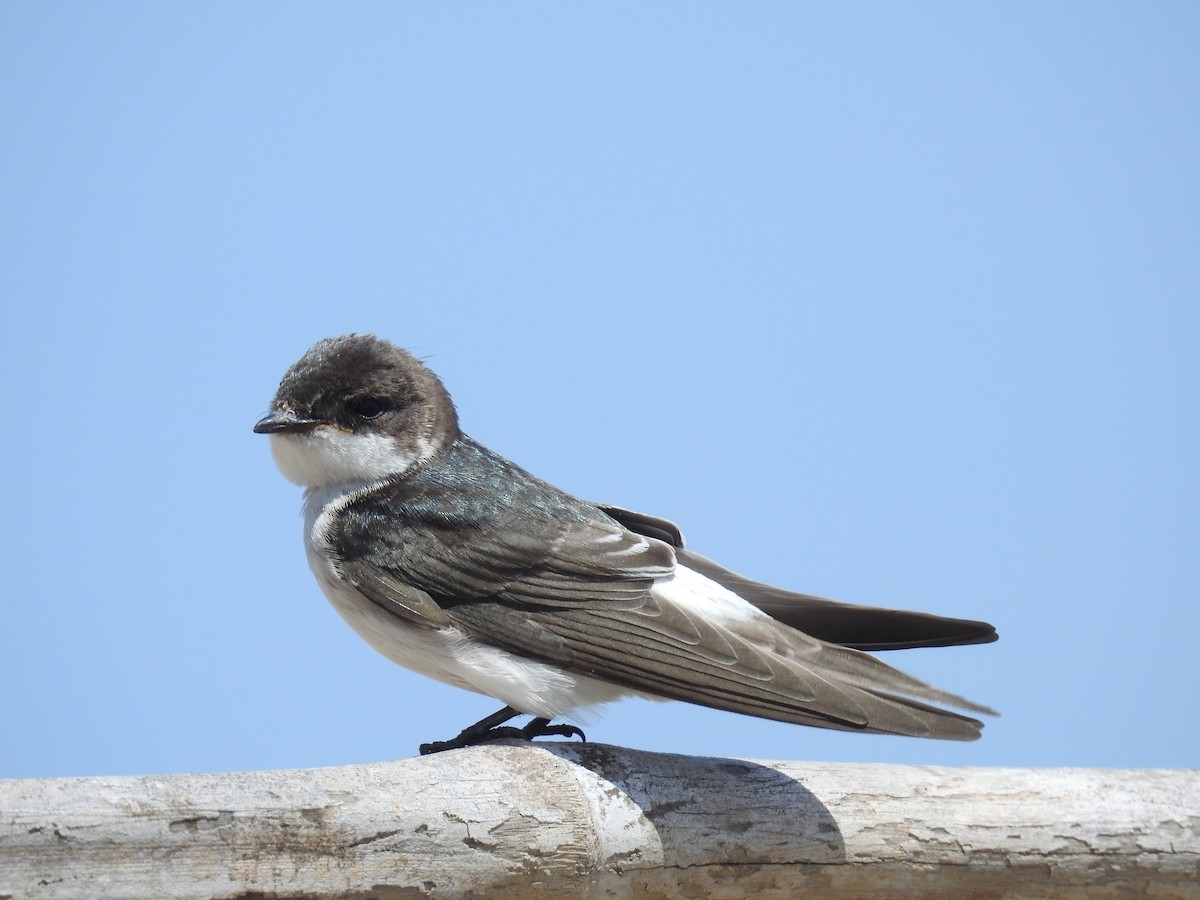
597,505,998,652
678,548,998,650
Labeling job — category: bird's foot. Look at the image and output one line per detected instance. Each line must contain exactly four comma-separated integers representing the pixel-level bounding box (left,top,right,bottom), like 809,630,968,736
419,708,586,755
521,717,587,744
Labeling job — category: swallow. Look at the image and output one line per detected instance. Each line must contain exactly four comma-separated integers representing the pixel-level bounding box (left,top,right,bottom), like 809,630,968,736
255,334,997,754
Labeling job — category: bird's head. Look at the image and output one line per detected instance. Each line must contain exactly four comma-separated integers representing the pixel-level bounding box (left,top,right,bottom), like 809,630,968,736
254,334,460,490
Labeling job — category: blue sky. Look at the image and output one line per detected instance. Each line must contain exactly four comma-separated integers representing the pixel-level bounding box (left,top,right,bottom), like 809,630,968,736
2,3,1197,778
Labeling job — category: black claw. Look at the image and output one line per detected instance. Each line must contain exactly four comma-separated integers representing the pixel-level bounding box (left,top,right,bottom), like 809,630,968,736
419,706,586,755
521,717,586,743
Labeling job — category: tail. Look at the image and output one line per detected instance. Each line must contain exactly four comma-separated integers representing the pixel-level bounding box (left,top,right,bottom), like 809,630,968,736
600,504,998,650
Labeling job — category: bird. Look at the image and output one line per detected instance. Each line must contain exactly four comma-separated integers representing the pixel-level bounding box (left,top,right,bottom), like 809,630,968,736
254,334,997,754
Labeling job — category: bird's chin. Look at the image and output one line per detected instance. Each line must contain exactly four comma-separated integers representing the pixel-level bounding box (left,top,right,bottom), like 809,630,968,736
268,428,434,489
269,432,327,487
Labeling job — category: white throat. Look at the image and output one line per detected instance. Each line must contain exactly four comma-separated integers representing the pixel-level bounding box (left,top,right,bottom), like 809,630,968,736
269,427,435,489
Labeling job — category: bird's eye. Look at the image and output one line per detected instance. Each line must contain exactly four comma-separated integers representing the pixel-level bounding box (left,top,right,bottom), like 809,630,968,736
349,397,385,419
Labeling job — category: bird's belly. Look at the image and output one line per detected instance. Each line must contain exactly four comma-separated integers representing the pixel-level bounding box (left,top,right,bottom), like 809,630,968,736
305,548,636,719
304,548,472,689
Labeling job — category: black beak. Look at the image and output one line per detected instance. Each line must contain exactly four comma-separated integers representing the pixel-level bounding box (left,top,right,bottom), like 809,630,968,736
253,408,324,434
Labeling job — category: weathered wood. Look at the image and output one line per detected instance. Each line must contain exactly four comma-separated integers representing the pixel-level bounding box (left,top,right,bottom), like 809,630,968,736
1,743,1197,899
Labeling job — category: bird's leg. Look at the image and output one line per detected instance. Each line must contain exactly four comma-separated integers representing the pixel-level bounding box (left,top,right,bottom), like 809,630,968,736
419,706,521,755
419,706,586,755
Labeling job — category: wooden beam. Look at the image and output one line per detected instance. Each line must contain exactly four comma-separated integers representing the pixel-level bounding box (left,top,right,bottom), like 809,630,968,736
2,743,1197,898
